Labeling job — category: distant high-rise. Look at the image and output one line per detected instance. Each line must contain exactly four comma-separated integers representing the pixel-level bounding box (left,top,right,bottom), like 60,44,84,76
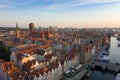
29,23,35,33
38,26,42,32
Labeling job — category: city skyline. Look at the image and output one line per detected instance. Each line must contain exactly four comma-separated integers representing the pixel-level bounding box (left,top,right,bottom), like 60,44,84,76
0,0,120,28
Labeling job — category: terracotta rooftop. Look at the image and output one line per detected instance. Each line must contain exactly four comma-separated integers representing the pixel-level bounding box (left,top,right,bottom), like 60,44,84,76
44,54,54,60
39,43,50,49
17,44,36,51
35,49,45,56
23,60,37,70
1,61,20,77
66,47,77,60
30,37,38,41
43,66,48,72
9,60,62,79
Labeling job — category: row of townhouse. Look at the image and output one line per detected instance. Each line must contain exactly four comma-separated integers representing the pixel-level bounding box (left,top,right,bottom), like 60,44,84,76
0,30,105,80
9,60,62,80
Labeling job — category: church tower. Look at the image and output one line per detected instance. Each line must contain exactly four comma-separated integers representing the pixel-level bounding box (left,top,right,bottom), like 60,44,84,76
16,22,20,39
29,23,35,33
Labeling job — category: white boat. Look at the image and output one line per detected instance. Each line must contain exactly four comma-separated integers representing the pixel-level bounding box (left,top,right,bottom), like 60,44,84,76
117,35,120,41
99,55,110,62
118,42,120,47
116,73,120,80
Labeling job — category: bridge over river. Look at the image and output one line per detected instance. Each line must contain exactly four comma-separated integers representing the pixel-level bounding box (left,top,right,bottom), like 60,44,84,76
91,61,120,72
87,44,120,73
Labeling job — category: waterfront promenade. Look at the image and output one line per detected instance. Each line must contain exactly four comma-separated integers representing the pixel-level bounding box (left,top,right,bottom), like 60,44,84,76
64,46,107,80
87,45,107,66
88,44,120,73
63,44,119,80
93,61,120,72
66,69,88,80
65,45,108,80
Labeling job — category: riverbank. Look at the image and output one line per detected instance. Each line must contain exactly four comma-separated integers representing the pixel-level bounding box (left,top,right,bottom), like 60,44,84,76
82,36,120,80
109,37,120,63
82,69,116,80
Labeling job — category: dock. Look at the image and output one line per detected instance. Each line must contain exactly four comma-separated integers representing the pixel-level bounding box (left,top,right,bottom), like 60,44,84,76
65,44,118,80
66,69,88,80
86,71,93,77
87,44,120,73
93,61,120,72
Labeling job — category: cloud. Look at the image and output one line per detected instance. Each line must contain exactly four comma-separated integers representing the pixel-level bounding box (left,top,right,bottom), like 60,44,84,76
0,0,41,9
0,4,8,9
47,0,120,10
0,0,120,10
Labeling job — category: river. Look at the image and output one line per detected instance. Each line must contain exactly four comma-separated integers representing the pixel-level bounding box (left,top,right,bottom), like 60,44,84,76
109,37,120,63
83,36,119,80
83,69,116,80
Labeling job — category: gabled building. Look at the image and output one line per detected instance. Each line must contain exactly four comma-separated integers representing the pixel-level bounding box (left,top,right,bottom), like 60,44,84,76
0,60,20,80
78,45,92,64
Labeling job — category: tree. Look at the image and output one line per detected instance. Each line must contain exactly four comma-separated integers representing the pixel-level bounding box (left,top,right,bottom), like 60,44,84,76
0,45,11,61
4,46,11,61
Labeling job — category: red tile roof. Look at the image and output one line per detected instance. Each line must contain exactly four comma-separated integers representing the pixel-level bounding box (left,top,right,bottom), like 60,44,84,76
39,43,50,49
1,61,20,77
50,62,59,69
30,37,38,41
23,60,37,70
44,54,54,60
35,49,45,56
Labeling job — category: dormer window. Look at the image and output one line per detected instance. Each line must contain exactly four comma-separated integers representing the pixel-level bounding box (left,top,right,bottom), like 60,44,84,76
9,64,12,69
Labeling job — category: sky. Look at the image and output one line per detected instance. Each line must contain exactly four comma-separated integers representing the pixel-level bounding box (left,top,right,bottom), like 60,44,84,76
0,0,120,28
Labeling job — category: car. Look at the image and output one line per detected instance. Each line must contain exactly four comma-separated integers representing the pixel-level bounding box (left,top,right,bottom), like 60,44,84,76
75,64,83,72
71,69,76,77
70,66,76,71
63,70,73,78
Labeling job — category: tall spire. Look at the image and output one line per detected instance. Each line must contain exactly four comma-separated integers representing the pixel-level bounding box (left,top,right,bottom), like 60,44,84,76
16,22,18,30
16,22,20,39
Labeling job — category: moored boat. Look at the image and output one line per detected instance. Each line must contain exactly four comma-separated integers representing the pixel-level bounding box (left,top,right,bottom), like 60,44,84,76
118,42,120,47
98,55,110,62
116,73,120,80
